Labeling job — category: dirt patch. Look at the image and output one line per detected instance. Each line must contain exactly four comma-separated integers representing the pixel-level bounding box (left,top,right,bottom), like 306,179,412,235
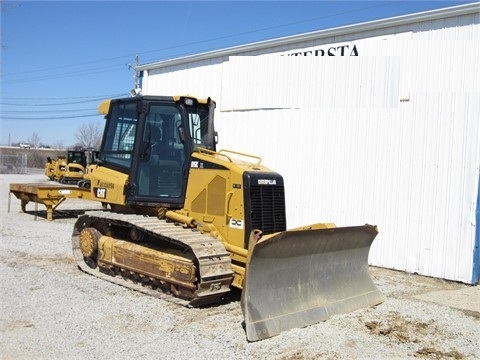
364,311,466,359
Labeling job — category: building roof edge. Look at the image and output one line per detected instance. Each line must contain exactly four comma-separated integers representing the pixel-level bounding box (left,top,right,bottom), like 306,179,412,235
137,2,479,71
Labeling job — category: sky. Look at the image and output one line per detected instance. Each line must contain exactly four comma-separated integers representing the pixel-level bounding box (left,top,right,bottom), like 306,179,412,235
0,0,476,147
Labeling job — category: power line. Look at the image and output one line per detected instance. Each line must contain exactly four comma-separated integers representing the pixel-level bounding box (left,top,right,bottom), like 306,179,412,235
1,114,99,120
1,65,129,84
1,94,126,106
1,93,126,101
0,93,127,120
1,93,127,106
2,108,96,113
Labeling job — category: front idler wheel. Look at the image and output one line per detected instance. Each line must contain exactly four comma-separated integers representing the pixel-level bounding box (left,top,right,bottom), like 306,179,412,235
79,227,102,268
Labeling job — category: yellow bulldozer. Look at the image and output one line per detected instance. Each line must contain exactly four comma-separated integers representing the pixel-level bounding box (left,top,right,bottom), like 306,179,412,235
45,150,99,186
72,95,383,341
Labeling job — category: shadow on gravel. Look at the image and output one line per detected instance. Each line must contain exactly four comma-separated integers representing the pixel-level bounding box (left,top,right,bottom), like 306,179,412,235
220,287,242,305
24,209,94,220
200,287,243,308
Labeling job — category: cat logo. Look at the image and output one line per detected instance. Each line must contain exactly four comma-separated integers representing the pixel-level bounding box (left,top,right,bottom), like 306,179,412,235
94,187,107,199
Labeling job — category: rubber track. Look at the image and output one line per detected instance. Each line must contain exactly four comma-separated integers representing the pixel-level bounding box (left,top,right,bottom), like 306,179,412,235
72,211,234,307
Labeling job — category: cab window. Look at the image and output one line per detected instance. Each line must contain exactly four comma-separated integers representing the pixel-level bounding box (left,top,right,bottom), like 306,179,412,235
101,102,138,169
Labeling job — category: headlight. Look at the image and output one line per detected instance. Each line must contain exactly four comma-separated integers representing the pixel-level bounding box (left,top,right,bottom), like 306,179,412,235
183,98,194,106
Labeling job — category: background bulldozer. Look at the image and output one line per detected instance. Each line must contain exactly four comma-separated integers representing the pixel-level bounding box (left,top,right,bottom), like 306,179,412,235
71,95,383,341
45,150,98,185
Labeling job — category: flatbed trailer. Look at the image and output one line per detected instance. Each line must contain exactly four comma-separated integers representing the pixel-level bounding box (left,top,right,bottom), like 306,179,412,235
9,183,92,221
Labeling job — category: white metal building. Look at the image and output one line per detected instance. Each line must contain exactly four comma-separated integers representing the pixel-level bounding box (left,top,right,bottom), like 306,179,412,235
137,3,480,284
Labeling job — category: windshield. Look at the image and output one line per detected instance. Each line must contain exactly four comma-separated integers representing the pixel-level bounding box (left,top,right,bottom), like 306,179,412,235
100,101,138,169
185,103,215,151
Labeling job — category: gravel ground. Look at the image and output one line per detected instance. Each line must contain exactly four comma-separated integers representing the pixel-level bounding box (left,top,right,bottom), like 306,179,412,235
1,171,479,360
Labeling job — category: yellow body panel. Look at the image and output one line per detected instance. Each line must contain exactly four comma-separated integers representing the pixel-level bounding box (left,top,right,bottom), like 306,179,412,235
63,163,85,180
98,100,111,115
88,165,128,205
184,149,274,253
44,160,56,179
98,236,196,289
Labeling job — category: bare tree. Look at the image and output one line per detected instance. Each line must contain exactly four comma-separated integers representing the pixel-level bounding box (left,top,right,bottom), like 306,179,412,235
52,140,65,150
28,131,41,148
75,122,102,150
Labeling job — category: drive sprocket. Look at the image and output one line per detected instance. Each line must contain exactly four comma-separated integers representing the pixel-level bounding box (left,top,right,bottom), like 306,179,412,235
79,227,101,258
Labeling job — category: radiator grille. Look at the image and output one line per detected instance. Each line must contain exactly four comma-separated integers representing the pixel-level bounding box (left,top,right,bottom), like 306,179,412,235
249,185,287,235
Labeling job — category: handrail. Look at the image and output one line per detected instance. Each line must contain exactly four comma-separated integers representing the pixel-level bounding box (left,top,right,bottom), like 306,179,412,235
195,147,262,165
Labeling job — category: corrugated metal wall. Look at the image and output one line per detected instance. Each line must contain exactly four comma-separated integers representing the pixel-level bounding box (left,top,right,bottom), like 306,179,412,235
142,58,225,100
141,9,480,283
221,56,400,109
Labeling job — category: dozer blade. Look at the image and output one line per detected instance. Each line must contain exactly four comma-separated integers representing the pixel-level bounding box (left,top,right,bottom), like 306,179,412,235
241,224,384,342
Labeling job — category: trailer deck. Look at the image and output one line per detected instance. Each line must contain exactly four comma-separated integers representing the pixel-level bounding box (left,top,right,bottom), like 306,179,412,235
9,183,92,221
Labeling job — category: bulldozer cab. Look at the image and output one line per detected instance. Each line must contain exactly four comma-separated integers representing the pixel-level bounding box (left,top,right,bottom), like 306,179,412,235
97,96,216,207
67,151,87,167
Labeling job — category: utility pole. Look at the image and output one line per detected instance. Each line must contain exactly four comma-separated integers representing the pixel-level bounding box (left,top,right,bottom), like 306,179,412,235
128,55,141,96
134,55,139,89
